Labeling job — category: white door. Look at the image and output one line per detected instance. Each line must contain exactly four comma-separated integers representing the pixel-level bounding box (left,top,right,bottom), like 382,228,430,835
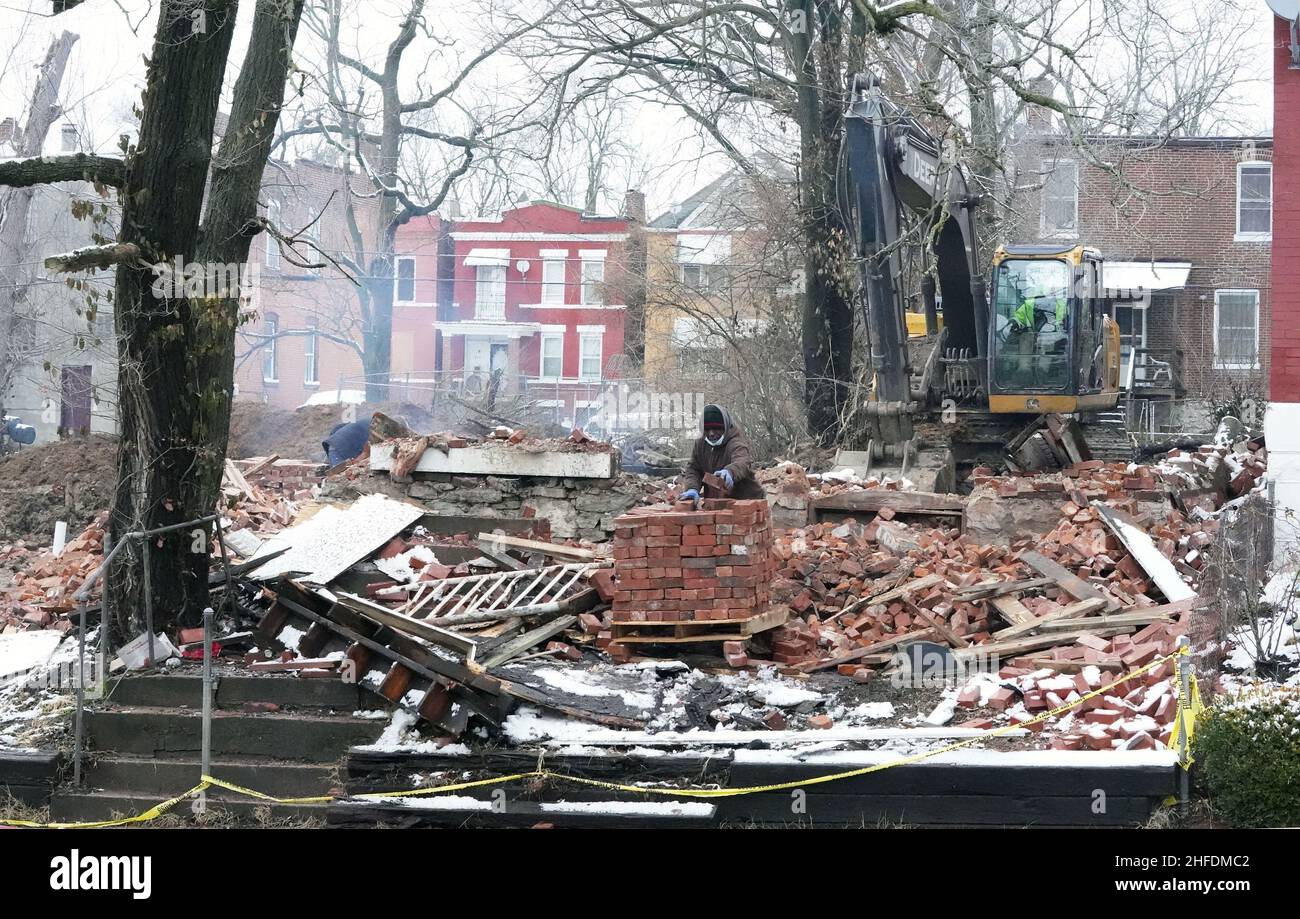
465,337,491,372
1114,301,1147,386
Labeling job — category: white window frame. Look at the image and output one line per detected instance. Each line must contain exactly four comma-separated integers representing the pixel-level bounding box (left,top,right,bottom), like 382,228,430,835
262,314,279,383
540,332,564,380
1213,289,1260,370
394,256,417,304
475,264,507,318
541,257,566,304
580,254,605,306
1235,161,1272,241
304,322,319,385
265,200,282,271
579,330,603,380
680,263,709,291
1040,159,1078,238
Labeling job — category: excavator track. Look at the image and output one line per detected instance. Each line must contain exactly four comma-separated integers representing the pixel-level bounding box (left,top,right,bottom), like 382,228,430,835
913,411,1135,471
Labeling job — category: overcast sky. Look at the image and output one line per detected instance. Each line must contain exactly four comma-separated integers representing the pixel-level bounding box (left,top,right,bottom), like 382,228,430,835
0,0,1279,218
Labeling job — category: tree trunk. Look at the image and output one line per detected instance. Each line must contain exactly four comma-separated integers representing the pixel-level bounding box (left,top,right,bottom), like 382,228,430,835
363,253,395,402
790,0,854,446
107,0,304,636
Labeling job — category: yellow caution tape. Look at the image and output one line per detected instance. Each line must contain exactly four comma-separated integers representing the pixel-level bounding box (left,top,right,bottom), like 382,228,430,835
2,782,211,829
1168,649,1205,770
1,650,1188,826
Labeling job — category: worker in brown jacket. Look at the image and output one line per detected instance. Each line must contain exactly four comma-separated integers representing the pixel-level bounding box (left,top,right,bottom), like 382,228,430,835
680,403,766,501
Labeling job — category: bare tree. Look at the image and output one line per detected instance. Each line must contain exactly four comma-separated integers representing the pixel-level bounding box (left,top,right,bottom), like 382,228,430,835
0,31,79,422
0,0,307,632
512,1,1081,444
273,0,558,401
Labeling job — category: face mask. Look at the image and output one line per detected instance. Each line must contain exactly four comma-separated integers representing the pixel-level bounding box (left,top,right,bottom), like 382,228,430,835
704,431,724,447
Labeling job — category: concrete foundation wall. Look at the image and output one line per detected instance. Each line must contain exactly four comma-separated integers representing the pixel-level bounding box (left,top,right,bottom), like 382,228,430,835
321,472,645,541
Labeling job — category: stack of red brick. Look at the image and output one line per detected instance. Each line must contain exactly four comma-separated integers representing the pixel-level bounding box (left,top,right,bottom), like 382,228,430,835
611,499,778,623
234,458,324,501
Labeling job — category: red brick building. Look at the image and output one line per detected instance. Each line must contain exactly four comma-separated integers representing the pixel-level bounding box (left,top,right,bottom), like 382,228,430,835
413,198,639,428
391,213,453,380
1266,10,1300,560
1011,132,1272,436
234,157,380,408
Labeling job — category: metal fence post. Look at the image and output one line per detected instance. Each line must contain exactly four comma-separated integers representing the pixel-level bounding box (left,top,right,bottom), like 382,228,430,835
143,536,155,667
198,604,214,815
73,593,86,786
1176,635,1191,814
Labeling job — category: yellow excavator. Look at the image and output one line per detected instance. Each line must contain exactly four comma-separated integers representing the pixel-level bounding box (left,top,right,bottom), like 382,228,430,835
842,74,1123,479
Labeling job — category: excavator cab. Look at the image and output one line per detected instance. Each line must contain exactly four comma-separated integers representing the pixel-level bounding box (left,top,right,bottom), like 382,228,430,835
987,244,1121,414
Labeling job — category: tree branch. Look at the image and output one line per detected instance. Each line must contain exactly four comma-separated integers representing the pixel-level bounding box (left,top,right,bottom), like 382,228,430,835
0,153,125,189
44,242,143,272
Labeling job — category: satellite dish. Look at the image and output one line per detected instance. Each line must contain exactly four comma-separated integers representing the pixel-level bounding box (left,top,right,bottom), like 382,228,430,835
1268,0,1299,20
516,259,530,274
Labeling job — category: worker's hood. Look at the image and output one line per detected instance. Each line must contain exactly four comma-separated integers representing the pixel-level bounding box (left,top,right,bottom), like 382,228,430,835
701,403,732,446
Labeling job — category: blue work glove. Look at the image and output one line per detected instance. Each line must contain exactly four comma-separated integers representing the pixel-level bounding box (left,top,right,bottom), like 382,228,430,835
680,488,700,502
713,468,734,491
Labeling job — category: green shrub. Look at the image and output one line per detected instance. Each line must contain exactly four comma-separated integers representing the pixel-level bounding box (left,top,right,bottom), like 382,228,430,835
1194,691,1300,827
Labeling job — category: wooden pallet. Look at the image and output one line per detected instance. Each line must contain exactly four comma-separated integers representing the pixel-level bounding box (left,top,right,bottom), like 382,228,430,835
610,605,788,644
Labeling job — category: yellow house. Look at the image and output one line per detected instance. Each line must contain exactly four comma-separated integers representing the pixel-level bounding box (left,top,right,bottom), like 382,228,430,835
642,170,800,382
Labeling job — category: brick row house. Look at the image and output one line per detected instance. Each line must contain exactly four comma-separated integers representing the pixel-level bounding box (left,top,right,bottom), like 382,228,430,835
642,168,801,383
234,156,379,409
391,197,641,429
1267,10,1299,559
1008,131,1273,436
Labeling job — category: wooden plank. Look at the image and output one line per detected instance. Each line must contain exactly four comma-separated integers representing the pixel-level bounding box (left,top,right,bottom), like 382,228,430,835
823,572,945,627
952,577,1053,600
990,595,1036,627
334,592,478,660
222,459,253,497
959,625,1134,659
1018,657,1125,672
417,513,538,537
242,453,281,477
725,748,1178,798
473,545,528,571
272,592,502,698
713,792,1154,827
610,606,788,643
371,442,617,479
480,616,577,669
560,725,1025,747
1034,609,1180,631
812,489,965,516
609,632,751,644
476,533,598,561
247,656,342,672
741,605,790,635
1094,504,1198,603
493,678,645,729
799,627,938,672
992,597,1107,640
1019,550,1116,610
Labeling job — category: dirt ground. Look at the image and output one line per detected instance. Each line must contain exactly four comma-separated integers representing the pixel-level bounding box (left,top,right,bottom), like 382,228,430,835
0,434,116,547
0,401,444,546
226,400,441,460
